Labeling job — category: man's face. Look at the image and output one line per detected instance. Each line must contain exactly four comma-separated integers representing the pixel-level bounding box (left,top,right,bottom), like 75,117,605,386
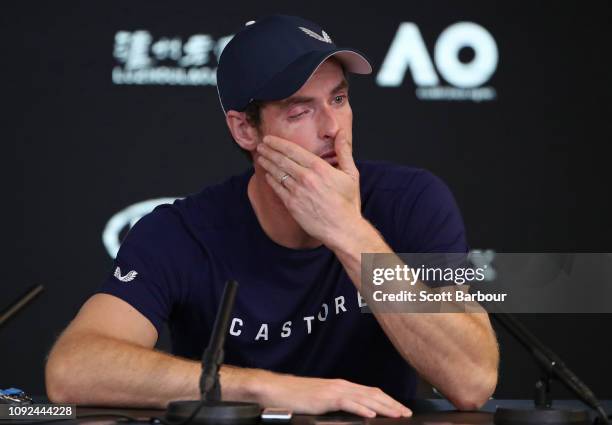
257,59,352,166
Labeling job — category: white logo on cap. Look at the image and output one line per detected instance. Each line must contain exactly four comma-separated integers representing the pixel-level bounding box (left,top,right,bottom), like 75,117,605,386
299,27,332,44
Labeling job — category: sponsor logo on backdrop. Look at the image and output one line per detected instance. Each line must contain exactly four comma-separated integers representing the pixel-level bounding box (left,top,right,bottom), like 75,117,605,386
112,31,233,86
377,22,498,102
102,197,179,258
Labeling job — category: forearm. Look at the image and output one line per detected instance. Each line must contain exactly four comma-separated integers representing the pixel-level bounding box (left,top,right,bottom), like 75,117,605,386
331,219,499,409
45,330,412,418
45,331,258,408
375,311,498,408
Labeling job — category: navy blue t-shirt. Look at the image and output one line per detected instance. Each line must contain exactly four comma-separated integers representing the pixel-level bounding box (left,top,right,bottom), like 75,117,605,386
99,160,467,404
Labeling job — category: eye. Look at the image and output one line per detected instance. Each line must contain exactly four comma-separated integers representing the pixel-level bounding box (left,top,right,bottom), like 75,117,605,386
333,94,347,105
288,110,308,120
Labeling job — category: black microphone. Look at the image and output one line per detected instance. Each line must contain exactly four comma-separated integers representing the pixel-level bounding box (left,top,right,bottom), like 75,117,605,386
165,280,261,424
0,284,44,329
492,313,609,425
200,279,237,401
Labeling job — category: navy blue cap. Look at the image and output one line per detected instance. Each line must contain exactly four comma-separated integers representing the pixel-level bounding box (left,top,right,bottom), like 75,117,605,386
216,15,372,113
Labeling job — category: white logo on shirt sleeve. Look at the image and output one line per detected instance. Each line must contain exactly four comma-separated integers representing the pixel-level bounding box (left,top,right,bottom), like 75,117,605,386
114,267,138,282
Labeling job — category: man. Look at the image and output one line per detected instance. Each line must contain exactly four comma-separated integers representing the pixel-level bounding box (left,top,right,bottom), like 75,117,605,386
45,15,498,417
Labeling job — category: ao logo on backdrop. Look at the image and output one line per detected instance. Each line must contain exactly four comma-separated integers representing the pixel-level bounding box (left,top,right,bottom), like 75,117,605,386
377,22,499,102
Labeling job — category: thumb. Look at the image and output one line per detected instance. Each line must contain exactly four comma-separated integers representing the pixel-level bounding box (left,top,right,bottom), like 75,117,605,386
334,129,357,175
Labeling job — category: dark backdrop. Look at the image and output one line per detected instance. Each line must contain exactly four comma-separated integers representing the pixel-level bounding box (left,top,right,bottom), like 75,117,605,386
4,0,611,400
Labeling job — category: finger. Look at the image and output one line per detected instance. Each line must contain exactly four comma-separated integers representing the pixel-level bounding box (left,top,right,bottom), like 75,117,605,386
257,155,291,184
337,399,376,418
353,395,410,418
263,135,319,169
357,385,412,417
257,143,306,181
334,129,358,176
264,172,291,204
370,392,412,417
279,173,297,191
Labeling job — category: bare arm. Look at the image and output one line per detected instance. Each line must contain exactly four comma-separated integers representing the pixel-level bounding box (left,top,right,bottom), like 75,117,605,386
45,294,256,407
331,221,499,410
46,293,411,417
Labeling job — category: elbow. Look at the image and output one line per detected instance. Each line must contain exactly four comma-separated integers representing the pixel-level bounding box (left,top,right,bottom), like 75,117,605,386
452,328,499,411
451,366,498,411
452,393,490,411
45,345,78,404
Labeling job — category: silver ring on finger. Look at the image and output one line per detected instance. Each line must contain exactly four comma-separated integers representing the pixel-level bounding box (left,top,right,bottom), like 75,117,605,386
280,173,291,187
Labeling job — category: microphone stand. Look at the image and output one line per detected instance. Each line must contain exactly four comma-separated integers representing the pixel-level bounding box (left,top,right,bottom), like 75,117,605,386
492,313,609,425
0,284,44,329
165,280,261,424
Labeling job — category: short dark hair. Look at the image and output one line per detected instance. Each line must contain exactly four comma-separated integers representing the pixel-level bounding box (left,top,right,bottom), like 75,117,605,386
244,99,265,129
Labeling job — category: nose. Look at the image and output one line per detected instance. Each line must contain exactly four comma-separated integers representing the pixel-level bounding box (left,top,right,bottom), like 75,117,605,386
317,104,339,143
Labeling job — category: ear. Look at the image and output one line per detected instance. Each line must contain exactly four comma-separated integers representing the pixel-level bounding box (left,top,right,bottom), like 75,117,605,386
226,110,259,154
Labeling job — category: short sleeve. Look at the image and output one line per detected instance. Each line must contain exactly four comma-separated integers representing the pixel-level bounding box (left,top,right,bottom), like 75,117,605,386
397,170,468,253
98,206,185,334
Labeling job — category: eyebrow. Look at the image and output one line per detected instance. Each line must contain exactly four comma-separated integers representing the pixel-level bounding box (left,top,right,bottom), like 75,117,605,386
279,78,350,109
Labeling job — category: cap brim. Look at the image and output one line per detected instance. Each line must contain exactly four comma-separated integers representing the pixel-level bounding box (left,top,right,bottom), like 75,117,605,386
331,49,372,74
249,48,372,107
